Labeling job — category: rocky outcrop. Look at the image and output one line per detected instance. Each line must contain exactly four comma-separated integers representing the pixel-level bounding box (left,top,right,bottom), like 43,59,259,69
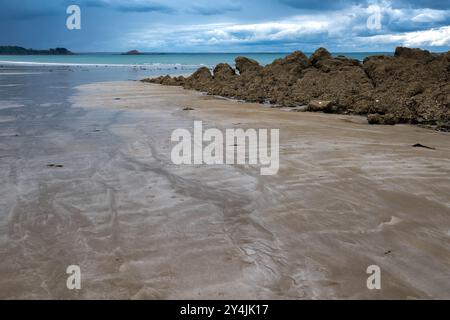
142,47,450,129
363,47,450,125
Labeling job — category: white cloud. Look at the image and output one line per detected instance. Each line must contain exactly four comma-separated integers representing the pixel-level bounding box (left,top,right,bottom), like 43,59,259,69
204,19,331,42
124,13,354,50
411,9,449,23
361,26,450,46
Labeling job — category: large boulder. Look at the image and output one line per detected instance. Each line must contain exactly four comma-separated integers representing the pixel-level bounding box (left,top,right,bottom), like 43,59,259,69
394,47,435,62
314,55,361,72
367,113,398,125
307,100,336,113
184,67,213,91
189,67,213,82
309,47,332,66
259,51,310,105
264,51,309,76
292,55,374,113
363,47,450,124
213,63,236,81
235,56,262,74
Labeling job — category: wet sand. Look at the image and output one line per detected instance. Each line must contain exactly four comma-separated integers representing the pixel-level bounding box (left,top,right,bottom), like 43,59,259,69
0,80,449,299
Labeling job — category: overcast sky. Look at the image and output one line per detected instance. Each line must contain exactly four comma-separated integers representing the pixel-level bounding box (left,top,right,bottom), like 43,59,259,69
1,0,449,52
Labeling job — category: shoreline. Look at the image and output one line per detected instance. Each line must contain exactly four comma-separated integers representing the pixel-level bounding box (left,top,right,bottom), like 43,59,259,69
0,60,204,70
0,51,393,69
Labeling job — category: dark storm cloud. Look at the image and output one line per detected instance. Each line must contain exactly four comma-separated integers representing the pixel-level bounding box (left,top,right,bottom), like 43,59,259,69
392,0,450,10
279,0,365,10
80,0,174,13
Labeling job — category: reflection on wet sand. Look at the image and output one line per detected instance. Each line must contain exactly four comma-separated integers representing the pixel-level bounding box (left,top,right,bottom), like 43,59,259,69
0,81,449,299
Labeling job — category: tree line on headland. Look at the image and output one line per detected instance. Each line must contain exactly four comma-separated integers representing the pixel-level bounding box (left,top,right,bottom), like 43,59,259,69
0,46,73,55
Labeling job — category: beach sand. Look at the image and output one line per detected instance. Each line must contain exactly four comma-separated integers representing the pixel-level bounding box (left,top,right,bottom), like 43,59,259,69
0,80,449,299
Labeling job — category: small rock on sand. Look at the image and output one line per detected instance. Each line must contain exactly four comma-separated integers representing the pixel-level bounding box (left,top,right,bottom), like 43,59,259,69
47,164,64,168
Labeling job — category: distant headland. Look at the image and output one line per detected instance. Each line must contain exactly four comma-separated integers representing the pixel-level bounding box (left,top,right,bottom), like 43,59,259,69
0,46,73,55
123,50,142,55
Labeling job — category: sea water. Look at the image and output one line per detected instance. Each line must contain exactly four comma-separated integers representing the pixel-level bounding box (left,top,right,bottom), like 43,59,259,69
0,52,390,74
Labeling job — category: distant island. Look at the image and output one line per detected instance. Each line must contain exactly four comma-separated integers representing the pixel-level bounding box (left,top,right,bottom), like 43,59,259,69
123,50,142,55
0,46,73,55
